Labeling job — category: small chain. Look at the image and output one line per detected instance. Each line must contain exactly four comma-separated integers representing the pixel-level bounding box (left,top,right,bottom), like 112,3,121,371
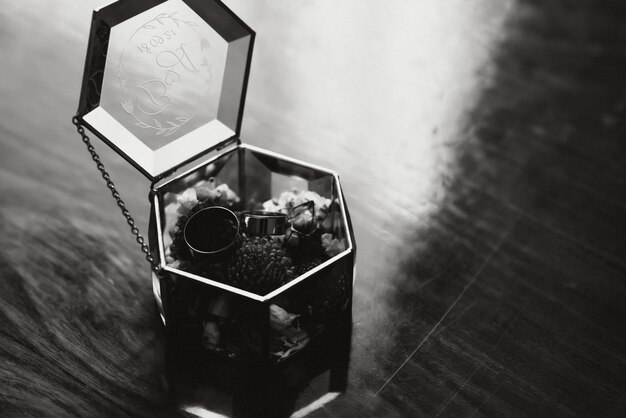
72,116,161,273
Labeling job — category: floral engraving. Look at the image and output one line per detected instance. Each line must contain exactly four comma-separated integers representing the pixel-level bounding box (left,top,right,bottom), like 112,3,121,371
116,8,214,138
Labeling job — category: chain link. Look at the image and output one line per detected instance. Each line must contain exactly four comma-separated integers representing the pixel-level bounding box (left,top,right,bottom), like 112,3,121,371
72,116,161,273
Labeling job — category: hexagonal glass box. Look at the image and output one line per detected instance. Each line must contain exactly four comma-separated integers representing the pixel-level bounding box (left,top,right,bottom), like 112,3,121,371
151,145,355,363
76,0,355,364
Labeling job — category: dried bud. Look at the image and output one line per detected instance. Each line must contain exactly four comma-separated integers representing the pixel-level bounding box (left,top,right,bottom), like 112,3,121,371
269,304,300,332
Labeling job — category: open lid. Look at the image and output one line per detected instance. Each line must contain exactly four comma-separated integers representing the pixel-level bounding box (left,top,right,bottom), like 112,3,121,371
77,0,254,181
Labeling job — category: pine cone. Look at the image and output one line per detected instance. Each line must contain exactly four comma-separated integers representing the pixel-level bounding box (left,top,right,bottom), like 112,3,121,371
227,237,295,294
309,271,351,317
293,257,326,277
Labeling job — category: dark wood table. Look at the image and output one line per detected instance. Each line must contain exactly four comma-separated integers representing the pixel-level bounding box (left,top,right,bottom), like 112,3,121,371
1,0,625,416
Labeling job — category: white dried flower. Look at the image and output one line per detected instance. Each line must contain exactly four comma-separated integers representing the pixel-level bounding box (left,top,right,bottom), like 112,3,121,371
176,188,198,214
321,233,347,257
269,304,300,332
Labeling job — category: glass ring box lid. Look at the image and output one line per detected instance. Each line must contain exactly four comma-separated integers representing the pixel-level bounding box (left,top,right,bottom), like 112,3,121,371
76,0,355,363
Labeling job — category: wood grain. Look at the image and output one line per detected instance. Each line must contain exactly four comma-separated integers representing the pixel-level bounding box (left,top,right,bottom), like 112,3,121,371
1,0,625,416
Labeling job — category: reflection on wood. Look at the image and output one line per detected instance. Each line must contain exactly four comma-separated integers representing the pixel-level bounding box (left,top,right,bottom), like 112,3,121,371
1,0,625,416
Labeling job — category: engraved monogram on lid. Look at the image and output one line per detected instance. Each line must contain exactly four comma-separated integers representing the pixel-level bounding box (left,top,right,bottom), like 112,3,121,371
78,0,254,180
105,0,226,147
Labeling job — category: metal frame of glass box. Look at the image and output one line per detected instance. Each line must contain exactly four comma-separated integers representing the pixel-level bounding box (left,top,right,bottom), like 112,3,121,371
76,0,355,364
149,143,355,362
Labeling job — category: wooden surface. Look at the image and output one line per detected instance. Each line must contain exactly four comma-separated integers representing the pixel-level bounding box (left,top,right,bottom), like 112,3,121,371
1,0,625,416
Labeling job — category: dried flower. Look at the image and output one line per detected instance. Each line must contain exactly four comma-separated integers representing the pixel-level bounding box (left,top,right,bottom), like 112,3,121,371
269,304,300,332
226,237,295,294
196,181,240,207
176,188,198,216
321,233,347,257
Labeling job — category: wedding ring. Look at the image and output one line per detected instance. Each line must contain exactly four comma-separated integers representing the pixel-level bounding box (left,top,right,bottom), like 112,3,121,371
244,211,287,236
184,206,240,261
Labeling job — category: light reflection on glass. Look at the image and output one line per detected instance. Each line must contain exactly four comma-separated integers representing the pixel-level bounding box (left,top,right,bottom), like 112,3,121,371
101,0,227,150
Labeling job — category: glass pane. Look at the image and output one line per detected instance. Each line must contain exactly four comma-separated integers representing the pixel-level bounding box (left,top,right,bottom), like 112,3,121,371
267,255,353,363
162,271,268,362
80,0,253,178
158,147,351,299
101,0,229,149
